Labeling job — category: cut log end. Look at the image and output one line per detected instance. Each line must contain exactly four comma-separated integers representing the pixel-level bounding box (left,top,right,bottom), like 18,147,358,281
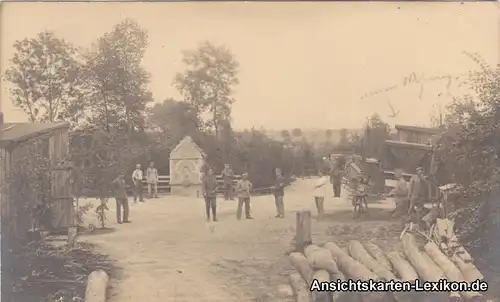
84,270,109,302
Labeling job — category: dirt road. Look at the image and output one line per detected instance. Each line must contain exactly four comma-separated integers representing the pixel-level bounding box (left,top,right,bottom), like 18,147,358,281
82,179,400,302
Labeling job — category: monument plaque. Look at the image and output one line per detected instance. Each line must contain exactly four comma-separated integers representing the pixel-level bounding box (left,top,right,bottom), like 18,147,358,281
169,136,205,197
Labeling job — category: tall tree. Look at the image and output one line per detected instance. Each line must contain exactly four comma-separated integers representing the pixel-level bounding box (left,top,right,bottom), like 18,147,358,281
85,19,152,133
4,31,86,125
174,41,239,140
149,98,200,140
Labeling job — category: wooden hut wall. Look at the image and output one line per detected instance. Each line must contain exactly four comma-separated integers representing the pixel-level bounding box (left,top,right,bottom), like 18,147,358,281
49,128,74,229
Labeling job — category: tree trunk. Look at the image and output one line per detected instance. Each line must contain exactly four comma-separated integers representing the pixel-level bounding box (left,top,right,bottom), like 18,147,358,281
311,270,332,302
348,240,396,281
290,272,312,302
289,252,314,284
363,242,392,271
386,251,419,282
424,242,484,302
305,245,340,275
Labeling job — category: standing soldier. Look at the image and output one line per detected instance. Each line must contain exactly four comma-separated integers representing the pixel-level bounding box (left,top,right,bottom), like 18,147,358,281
202,168,218,222
408,166,430,223
236,172,253,220
388,169,409,217
273,168,286,219
221,163,235,200
330,160,343,198
132,164,144,203
111,173,130,224
146,161,159,198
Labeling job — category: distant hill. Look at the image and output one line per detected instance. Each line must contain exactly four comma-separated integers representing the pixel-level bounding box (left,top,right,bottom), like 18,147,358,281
264,128,364,148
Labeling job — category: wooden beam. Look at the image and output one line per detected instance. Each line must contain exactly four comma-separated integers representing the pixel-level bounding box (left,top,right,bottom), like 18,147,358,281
295,211,312,253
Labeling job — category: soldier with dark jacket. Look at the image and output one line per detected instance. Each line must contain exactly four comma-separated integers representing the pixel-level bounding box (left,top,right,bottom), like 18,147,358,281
273,168,286,218
202,168,219,221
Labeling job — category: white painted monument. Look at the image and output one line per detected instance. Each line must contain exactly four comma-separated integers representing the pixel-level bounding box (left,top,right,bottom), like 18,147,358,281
169,136,205,197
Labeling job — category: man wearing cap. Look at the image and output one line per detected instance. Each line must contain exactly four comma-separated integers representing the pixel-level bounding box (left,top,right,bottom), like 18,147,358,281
111,173,131,224
235,172,253,220
408,166,430,218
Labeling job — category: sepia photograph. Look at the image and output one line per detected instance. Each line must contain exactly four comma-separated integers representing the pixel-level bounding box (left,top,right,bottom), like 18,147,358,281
0,2,499,302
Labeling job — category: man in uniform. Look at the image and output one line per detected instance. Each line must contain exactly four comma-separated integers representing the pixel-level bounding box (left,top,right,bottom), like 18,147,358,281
146,161,159,198
330,159,343,198
202,168,218,221
408,166,430,222
111,173,130,224
273,168,286,218
221,164,235,200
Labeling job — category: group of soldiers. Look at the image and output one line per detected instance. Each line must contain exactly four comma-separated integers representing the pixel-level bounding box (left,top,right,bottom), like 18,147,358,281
200,164,287,222
110,161,160,224
388,166,432,224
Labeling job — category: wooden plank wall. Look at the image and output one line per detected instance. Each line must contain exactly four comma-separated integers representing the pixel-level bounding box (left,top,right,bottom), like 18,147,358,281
49,128,74,229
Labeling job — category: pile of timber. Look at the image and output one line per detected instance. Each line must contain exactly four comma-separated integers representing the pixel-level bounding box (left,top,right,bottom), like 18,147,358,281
287,234,486,302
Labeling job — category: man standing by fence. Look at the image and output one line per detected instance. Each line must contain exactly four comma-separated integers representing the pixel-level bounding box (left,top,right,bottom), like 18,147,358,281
132,164,144,203
112,173,130,224
221,163,235,200
146,161,159,199
236,172,253,220
202,168,218,222
273,168,286,219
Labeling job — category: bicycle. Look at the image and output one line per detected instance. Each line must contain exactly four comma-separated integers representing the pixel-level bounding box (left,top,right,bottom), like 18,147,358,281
352,183,369,219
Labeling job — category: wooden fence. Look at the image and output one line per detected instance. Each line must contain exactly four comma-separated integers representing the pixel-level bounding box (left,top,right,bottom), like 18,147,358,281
134,175,287,196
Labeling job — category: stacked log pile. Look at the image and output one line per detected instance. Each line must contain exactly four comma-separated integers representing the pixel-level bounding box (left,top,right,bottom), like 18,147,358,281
288,233,487,302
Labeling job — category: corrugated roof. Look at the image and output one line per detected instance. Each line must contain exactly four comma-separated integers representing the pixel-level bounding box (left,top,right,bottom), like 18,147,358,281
0,122,69,148
395,124,443,134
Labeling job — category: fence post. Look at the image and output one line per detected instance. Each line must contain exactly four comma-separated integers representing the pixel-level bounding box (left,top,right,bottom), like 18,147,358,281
295,211,312,253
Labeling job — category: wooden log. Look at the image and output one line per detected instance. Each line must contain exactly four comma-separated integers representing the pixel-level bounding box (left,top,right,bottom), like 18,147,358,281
305,246,340,274
348,240,396,281
311,269,331,302
386,251,419,282
84,270,109,302
290,252,314,284
290,272,312,302
401,234,450,302
442,243,484,283
305,244,322,258
402,234,443,281
324,242,345,261
296,211,312,253
364,242,392,272
276,284,294,299
424,242,484,302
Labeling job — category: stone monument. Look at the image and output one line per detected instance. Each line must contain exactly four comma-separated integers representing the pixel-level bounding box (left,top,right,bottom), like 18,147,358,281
169,136,206,197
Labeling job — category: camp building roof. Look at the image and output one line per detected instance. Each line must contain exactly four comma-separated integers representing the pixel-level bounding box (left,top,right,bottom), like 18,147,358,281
0,122,69,148
394,124,443,135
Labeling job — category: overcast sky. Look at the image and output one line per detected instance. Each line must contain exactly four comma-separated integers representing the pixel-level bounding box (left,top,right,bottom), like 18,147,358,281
1,2,498,130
